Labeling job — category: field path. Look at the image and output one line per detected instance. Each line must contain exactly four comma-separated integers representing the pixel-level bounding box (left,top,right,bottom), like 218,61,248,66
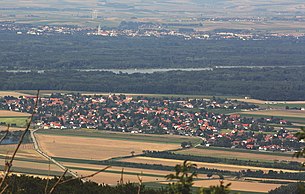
31,129,79,179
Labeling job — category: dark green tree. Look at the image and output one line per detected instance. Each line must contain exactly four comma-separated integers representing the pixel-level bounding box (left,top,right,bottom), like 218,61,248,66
199,181,231,194
165,160,197,194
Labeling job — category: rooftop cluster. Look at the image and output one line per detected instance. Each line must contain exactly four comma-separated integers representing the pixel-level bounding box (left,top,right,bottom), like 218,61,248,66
0,93,302,152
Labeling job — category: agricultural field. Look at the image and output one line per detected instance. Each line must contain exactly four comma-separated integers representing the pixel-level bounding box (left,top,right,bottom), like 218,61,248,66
35,133,181,160
0,144,64,177
1,0,305,33
234,98,305,105
175,147,300,162
119,156,299,173
65,163,170,185
0,110,30,117
192,179,281,193
0,110,30,128
33,130,287,192
0,91,29,97
239,110,305,118
36,129,201,146
238,110,305,124
34,130,194,185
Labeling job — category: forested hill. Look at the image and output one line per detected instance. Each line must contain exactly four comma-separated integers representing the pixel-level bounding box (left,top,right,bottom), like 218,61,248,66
1,67,305,100
1,32,305,100
1,32,305,70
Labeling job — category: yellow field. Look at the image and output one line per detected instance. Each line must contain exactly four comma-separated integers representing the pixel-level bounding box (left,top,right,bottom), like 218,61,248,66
0,144,38,159
0,110,30,117
65,162,170,184
192,179,281,193
239,110,305,118
35,133,180,160
232,98,305,105
0,91,29,97
120,156,299,173
76,169,167,185
0,127,26,132
34,133,184,184
176,148,301,162
33,133,287,192
0,144,63,176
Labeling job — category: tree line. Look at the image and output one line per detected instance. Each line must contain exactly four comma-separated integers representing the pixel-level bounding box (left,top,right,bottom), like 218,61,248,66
1,67,305,100
1,32,305,70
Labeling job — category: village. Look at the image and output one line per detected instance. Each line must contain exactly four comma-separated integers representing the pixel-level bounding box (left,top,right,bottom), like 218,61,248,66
0,93,302,152
1,21,304,40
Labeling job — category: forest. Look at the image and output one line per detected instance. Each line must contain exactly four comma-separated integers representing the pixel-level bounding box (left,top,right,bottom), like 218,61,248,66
1,67,305,100
1,33,305,70
1,33,305,100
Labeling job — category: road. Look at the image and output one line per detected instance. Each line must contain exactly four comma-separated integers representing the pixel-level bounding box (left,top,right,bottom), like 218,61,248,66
30,128,79,179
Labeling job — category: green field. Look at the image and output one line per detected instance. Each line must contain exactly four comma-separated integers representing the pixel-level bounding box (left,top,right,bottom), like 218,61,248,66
0,117,28,128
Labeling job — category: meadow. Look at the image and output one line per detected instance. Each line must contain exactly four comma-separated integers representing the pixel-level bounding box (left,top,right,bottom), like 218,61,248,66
0,110,30,128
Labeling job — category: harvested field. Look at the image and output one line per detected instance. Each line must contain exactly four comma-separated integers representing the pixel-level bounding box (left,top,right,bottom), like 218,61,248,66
233,99,267,104
65,163,171,177
0,144,37,158
120,156,299,173
176,148,301,162
233,98,305,105
74,170,167,185
192,179,281,193
0,110,30,117
37,129,201,145
35,133,180,160
0,127,26,131
0,144,64,176
240,110,305,118
1,160,62,173
0,91,28,97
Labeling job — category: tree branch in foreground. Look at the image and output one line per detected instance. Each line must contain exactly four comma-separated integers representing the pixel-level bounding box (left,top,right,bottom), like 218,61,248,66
0,125,10,145
0,90,40,192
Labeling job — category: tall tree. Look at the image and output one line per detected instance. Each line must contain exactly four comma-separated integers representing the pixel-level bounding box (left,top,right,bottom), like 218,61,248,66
165,160,197,194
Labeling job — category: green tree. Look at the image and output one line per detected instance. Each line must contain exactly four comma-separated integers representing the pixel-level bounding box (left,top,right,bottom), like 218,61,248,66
165,160,197,194
199,181,231,194
294,127,305,163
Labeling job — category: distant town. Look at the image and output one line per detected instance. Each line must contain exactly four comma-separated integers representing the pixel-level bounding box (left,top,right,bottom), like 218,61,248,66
1,93,303,152
1,21,304,40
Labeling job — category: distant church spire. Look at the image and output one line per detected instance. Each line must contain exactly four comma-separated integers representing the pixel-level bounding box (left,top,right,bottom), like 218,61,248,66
97,25,101,35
